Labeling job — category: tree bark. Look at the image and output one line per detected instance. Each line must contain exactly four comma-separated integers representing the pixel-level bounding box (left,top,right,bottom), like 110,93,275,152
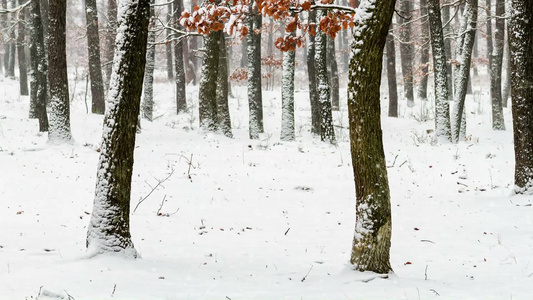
87,0,150,257
386,27,398,118
173,0,187,113
398,0,414,106
490,0,505,130
198,30,219,131
307,10,320,134
315,9,335,144
509,0,533,193
28,0,48,131
281,29,296,141
0,0,5,76
428,0,451,141
441,0,453,95
104,0,117,90
166,3,174,80
328,36,340,110
85,0,106,114
5,0,15,78
502,27,511,107
142,0,156,121
216,33,232,137
348,0,395,274
417,0,430,100
48,0,72,143
17,0,28,96
247,1,263,139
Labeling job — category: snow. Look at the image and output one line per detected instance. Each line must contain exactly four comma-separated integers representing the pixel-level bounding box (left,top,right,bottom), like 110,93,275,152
0,69,532,299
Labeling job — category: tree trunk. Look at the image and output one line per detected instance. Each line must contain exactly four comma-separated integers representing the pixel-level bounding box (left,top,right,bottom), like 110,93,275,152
17,0,28,96
348,0,395,274
198,30,219,131
386,26,398,118
173,0,187,113
486,0,493,73
315,9,335,144
398,0,414,106
328,36,340,110
442,0,453,95
0,0,5,76
281,29,296,141
418,0,430,100
307,10,320,135
490,0,505,130
216,33,232,137
451,0,477,143
502,28,511,107
142,0,156,121
29,0,48,131
166,3,174,80
428,0,451,142
48,0,72,143
509,0,533,193
85,0,106,114
86,0,150,257
104,0,117,90
6,0,15,78
247,1,263,139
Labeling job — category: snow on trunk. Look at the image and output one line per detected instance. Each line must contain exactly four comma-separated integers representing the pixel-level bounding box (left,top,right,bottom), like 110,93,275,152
142,0,156,121
280,29,296,142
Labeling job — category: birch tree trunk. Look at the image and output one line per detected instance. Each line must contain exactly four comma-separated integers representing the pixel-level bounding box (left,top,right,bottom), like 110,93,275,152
348,0,395,274
48,0,72,143
509,0,533,193
87,0,150,257
86,0,106,114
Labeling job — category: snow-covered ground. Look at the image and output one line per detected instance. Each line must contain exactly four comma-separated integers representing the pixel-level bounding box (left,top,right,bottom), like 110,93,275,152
0,74,531,300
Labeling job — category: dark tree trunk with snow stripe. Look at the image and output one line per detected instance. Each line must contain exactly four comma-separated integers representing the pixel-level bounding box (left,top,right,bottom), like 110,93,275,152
86,0,106,114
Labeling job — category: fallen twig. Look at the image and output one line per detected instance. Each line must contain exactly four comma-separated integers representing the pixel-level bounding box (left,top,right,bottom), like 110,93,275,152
133,168,175,212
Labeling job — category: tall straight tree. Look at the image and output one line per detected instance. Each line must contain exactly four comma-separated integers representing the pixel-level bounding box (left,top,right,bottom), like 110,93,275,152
87,0,150,257
315,9,335,143
348,0,395,274
0,0,5,75
428,0,451,141
166,3,173,80
198,28,220,130
104,0,118,90
16,0,28,96
441,0,453,94
417,0,430,100
398,0,414,107
28,0,48,131
86,0,106,114
5,0,15,77
247,0,263,139
509,0,533,193
451,0,477,143
173,0,187,113
280,27,296,141
327,36,340,110
307,10,320,134
48,0,72,143
216,32,232,137
386,24,398,118
142,0,156,121
490,0,505,130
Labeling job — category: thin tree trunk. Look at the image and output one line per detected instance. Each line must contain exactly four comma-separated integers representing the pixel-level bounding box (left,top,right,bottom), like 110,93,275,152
307,10,320,134
328,36,340,110
315,9,335,144
17,0,28,96
0,0,5,76
349,0,395,274
85,0,106,114
6,0,15,77
217,33,232,137
48,0,72,143
428,0,451,141
418,0,430,100
29,0,48,131
142,0,156,121
398,0,414,106
502,27,510,107
490,0,505,130
87,0,151,257
451,0,477,143
281,28,296,141
442,0,453,95
104,0,117,90
386,27,398,118
166,3,174,80
173,0,187,113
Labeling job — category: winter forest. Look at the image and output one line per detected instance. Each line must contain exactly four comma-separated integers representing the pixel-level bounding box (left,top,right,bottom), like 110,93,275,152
0,0,532,298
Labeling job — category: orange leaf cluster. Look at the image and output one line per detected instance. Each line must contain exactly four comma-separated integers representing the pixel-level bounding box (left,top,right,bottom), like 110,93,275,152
274,35,303,51
318,11,354,39
261,55,283,68
229,67,248,82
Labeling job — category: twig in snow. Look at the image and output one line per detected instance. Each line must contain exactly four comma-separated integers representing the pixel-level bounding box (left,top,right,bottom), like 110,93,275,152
133,168,175,212
111,284,117,297
301,265,313,282
457,182,468,187
430,289,440,296
64,290,75,300
421,239,435,244
399,160,408,168
425,265,428,280
284,228,290,235
387,154,399,168
156,195,167,216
